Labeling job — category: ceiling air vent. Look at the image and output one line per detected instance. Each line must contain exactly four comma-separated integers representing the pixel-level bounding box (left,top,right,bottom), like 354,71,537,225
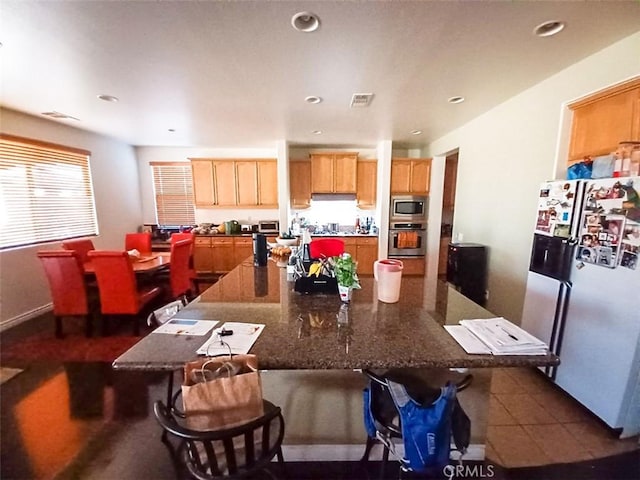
41,111,80,121
350,93,374,108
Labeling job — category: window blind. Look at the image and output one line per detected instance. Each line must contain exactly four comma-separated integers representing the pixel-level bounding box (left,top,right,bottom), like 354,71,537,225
151,162,195,226
0,134,98,250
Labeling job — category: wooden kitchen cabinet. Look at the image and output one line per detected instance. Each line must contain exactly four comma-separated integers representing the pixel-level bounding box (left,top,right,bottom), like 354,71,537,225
191,160,216,207
191,158,278,208
211,237,235,273
400,257,426,276
193,236,214,272
235,161,258,206
233,237,253,265
257,161,278,207
310,153,358,193
194,235,258,274
290,160,311,208
356,160,377,209
391,158,432,195
212,161,237,206
355,237,378,275
568,79,640,162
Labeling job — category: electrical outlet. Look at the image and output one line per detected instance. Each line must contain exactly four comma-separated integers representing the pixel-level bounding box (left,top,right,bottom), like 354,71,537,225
485,290,489,300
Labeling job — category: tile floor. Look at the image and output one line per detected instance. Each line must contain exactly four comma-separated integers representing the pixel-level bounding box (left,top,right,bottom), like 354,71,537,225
486,367,638,468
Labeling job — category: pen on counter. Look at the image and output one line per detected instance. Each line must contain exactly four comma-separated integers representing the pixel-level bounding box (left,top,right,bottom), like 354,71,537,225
499,326,518,341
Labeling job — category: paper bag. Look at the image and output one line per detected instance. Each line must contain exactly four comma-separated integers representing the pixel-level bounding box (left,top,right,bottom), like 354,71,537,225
181,354,264,431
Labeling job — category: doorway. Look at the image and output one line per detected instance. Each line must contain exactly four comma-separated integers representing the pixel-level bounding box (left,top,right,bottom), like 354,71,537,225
438,151,458,278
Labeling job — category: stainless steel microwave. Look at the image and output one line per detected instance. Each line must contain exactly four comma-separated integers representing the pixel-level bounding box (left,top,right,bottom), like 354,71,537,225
258,220,279,233
390,195,428,221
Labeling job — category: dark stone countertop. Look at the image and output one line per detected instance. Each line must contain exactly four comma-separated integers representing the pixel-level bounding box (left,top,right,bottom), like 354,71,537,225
113,258,559,372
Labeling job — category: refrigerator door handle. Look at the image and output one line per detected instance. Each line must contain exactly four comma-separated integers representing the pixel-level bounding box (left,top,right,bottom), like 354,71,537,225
548,281,571,380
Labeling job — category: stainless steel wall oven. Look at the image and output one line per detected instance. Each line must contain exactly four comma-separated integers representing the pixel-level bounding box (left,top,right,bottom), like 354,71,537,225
388,222,427,257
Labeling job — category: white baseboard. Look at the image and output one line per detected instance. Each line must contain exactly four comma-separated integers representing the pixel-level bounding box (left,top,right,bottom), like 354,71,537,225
281,443,485,462
0,304,52,332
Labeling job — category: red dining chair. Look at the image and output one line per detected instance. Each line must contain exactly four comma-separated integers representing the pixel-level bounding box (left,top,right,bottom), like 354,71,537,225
125,232,152,254
87,250,162,336
37,250,94,338
170,232,194,244
61,238,95,264
309,238,346,259
167,238,194,301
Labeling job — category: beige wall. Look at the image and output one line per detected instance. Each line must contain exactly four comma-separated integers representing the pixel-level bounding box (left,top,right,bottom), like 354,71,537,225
426,31,640,324
0,108,143,327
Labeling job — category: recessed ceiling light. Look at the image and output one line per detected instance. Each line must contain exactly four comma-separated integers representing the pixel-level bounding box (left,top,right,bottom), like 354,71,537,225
291,12,320,32
448,96,465,104
312,130,322,135
97,94,119,103
410,130,423,135
534,20,565,37
305,95,322,104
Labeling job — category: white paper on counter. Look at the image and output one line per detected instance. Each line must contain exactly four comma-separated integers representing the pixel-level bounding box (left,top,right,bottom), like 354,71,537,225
152,318,218,336
444,325,492,354
197,322,265,356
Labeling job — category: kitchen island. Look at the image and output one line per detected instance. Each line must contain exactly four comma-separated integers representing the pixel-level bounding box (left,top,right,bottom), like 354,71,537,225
114,256,558,371
114,257,558,461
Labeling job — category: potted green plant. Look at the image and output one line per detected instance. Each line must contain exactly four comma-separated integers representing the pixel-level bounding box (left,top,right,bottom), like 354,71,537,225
333,253,360,302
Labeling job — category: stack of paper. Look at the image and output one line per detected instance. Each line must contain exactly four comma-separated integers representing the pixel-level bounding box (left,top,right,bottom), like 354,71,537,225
197,322,265,356
445,317,548,355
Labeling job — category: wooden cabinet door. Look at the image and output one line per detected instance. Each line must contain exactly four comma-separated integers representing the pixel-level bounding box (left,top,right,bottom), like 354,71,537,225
213,161,237,206
233,237,253,265
569,84,640,161
193,236,213,272
356,237,378,275
391,158,431,194
410,159,431,194
236,161,258,206
356,160,377,209
211,237,235,273
290,160,311,208
391,160,412,193
334,154,357,193
257,160,278,206
310,154,335,193
191,160,215,207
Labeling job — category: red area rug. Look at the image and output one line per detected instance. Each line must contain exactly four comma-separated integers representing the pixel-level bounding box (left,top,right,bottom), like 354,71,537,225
1,332,144,363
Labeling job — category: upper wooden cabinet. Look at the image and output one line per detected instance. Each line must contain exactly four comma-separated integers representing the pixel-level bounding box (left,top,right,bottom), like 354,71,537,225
310,153,358,193
190,158,278,208
356,160,377,209
390,158,432,194
191,160,216,207
568,78,640,162
290,160,311,209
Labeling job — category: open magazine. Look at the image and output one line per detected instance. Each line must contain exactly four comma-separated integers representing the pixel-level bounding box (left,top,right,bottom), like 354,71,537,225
445,317,548,355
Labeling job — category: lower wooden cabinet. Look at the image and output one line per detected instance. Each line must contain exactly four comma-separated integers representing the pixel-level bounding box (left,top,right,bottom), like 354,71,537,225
194,236,253,274
398,257,426,276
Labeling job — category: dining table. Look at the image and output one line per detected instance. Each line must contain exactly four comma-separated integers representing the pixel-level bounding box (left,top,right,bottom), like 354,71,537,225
83,251,171,275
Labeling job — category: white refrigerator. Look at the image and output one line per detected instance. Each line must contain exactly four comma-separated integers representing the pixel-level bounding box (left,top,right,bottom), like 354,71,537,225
521,177,640,437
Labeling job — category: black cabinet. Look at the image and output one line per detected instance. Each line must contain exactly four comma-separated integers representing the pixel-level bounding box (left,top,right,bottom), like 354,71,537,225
447,243,488,306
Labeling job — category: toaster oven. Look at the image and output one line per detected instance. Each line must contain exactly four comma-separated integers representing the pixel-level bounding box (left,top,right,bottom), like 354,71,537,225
258,220,279,233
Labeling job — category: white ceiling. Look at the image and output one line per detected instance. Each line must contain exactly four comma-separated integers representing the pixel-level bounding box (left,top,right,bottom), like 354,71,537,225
1,1,639,149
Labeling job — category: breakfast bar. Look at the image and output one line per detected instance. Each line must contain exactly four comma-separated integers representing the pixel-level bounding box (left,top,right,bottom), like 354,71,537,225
113,257,559,372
